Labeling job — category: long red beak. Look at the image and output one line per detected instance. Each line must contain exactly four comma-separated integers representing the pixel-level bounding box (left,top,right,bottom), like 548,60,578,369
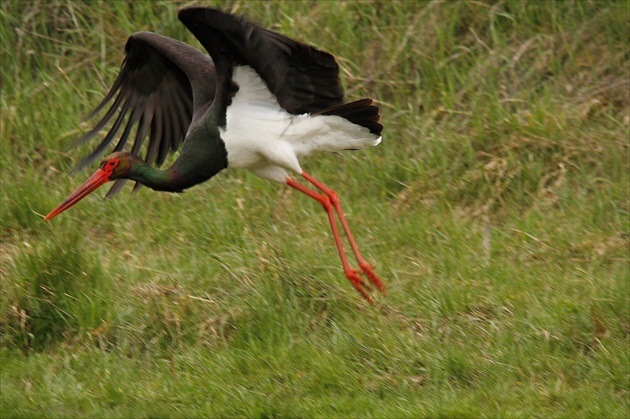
44,168,111,221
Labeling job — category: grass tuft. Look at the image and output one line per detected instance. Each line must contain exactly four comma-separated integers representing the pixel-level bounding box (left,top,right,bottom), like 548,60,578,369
1,232,111,351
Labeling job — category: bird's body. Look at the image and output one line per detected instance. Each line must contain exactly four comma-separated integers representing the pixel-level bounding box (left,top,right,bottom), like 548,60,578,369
46,8,386,302
223,66,380,182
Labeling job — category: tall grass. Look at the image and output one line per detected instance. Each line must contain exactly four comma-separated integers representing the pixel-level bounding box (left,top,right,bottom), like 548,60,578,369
1,1,628,417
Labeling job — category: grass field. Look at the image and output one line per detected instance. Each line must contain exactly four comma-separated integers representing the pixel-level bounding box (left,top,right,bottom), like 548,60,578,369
1,0,628,417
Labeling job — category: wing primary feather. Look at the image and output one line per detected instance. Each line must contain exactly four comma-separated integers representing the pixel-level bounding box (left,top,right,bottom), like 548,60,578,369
131,111,151,156
71,92,125,149
170,102,183,152
132,181,143,193
105,179,128,198
157,112,171,166
83,67,127,121
145,104,163,167
74,99,132,171
113,105,142,152
170,88,191,151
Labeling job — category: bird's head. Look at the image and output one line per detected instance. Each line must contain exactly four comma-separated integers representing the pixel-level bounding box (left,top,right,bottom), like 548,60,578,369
98,151,144,180
44,152,143,221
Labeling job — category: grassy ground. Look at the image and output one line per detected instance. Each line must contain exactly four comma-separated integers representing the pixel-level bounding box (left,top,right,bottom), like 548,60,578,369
1,0,628,417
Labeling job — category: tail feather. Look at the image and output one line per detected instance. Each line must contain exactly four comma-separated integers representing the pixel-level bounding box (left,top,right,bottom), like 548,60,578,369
316,98,383,135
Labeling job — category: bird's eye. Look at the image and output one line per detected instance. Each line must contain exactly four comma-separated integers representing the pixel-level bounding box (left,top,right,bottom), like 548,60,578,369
105,159,119,170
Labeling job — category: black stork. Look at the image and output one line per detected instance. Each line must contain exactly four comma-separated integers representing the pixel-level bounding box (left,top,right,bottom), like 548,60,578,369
45,7,385,303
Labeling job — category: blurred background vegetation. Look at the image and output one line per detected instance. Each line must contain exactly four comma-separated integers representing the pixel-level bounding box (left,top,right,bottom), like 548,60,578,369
1,1,628,417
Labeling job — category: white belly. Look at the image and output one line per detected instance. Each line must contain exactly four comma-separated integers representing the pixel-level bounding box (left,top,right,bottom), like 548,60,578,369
220,65,381,182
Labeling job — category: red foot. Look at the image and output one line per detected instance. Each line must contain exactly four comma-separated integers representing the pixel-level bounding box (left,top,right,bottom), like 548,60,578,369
345,270,375,304
346,264,386,304
286,173,387,304
359,262,386,295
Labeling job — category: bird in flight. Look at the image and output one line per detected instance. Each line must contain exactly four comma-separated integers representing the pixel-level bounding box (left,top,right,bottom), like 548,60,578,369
45,7,386,303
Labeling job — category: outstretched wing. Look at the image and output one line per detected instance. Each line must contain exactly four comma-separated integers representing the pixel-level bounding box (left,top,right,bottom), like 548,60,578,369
73,31,215,196
178,7,344,116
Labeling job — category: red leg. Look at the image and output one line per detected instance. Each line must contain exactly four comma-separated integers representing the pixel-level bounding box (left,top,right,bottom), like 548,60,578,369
286,171,386,301
286,177,375,303
300,171,386,295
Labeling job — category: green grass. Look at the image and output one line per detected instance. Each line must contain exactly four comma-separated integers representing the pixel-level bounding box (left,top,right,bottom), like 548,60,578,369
1,0,628,417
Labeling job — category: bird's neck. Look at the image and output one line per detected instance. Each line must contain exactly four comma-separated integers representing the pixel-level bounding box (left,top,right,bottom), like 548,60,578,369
130,124,228,193
130,164,184,192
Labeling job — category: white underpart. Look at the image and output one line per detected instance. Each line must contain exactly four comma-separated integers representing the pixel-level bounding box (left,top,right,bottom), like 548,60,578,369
219,65,382,183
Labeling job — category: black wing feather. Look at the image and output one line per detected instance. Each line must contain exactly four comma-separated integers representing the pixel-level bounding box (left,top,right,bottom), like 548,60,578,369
178,8,344,115
72,31,215,196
